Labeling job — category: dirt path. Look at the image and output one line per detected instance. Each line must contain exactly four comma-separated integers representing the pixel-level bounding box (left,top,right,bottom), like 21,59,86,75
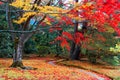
48,61,111,80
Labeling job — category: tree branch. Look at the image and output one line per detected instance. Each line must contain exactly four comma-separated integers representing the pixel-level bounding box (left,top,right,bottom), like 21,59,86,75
0,26,50,33
6,0,16,40
0,9,67,14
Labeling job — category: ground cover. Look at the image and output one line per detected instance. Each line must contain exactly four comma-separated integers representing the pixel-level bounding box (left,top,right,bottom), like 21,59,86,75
57,59,120,80
0,58,110,80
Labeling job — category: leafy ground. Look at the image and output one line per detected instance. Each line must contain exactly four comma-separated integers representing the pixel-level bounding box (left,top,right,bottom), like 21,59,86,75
57,59,120,80
0,57,110,80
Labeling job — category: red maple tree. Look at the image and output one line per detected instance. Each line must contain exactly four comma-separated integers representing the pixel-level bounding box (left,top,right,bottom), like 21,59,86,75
54,0,120,50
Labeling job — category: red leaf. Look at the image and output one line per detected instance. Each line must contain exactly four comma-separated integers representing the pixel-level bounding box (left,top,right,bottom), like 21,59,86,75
74,32,84,44
54,27,62,30
61,16,73,25
41,22,46,26
114,27,120,36
55,36,62,41
46,16,55,22
110,20,119,28
61,39,70,51
49,28,54,32
62,32,73,40
55,36,70,51
96,34,106,42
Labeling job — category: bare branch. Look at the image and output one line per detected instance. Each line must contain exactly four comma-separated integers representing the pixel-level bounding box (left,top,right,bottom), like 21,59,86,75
0,9,67,14
5,0,16,40
0,27,49,33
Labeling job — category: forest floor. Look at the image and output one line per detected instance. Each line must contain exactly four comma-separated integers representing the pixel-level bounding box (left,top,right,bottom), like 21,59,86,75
0,57,116,80
56,58,120,80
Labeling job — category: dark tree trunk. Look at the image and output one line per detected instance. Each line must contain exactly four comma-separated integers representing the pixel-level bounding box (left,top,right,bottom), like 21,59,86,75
70,42,81,60
69,41,75,58
72,45,80,60
10,40,24,68
69,0,80,60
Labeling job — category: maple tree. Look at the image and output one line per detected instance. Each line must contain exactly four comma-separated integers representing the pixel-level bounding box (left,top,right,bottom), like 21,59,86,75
0,0,68,68
55,0,120,60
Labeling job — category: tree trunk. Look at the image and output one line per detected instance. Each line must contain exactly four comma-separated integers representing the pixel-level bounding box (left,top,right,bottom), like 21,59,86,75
69,41,75,59
70,43,81,60
10,40,24,68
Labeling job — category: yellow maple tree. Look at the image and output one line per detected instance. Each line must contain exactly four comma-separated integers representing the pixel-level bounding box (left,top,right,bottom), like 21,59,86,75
10,0,69,24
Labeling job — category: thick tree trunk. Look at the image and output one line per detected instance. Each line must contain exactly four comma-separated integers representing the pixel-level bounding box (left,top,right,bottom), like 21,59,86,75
70,43,81,60
71,45,80,60
69,41,75,58
10,41,24,68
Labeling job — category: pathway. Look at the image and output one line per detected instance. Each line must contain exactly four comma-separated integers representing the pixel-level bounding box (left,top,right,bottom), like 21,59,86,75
48,60,111,80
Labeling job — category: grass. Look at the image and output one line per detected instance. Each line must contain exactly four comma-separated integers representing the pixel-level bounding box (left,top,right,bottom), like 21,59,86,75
57,59,120,80
0,57,102,80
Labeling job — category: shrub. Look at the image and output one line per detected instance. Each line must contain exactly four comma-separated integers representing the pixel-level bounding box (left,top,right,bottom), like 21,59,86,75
86,50,97,63
36,46,50,56
101,55,120,66
24,39,37,54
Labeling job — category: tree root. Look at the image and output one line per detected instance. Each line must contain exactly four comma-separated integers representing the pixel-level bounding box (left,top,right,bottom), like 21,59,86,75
10,61,37,70
10,61,24,68
21,66,37,70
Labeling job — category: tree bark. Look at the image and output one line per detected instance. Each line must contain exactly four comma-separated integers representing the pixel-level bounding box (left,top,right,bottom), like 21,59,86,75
70,42,81,60
69,41,75,59
9,0,51,68
71,45,80,60
69,0,81,60
10,39,24,68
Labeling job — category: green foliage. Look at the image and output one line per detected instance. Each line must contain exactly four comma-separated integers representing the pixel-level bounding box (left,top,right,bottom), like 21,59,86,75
35,31,62,54
110,43,120,54
86,51,97,63
102,55,120,66
0,10,13,58
59,48,69,58
49,45,58,54
34,33,50,46
23,31,62,55
36,46,50,56
81,48,87,55
81,29,120,65
0,33,13,58
24,38,37,54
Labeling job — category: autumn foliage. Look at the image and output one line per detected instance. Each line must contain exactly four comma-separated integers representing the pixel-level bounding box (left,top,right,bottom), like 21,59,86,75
0,58,107,80
10,0,120,51
54,0,120,50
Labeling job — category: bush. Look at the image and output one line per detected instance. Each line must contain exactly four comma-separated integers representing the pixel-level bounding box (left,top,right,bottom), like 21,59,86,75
36,46,50,56
86,50,97,63
102,55,120,66
0,33,13,58
24,39,37,54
